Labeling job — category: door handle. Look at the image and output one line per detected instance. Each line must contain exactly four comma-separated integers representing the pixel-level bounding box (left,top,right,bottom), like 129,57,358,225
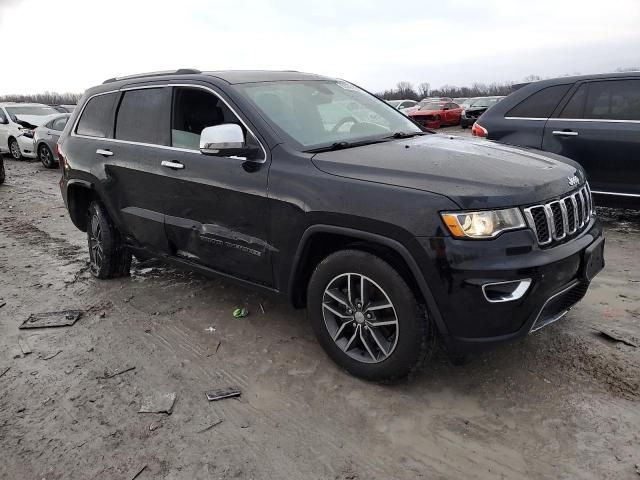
96,149,114,156
552,130,578,137
161,160,185,170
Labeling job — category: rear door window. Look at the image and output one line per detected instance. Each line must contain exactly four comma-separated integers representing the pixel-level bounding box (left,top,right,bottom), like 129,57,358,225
558,84,588,118
506,84,572,118
76,93,118,138
115,88,171,145
582,80,640,121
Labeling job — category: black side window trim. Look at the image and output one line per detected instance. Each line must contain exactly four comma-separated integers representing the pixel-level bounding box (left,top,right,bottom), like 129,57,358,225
505,84,573,119
551,81,586,119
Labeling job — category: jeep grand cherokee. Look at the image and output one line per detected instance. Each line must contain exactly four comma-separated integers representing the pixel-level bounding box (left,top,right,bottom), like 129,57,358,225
57,69,605,381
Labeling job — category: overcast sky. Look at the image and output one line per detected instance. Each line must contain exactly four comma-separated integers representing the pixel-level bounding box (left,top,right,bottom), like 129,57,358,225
1,0,639,95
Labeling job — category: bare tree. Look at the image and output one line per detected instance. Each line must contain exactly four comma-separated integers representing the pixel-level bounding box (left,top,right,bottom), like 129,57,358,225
417,82,430,99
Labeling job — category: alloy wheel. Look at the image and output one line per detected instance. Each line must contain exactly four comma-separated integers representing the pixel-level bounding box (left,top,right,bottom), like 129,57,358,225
89,215,104,274
10,140,20,159
40,145,52,167
322,273,399,364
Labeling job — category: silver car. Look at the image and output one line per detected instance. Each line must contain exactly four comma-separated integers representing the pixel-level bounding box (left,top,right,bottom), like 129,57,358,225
33,113,69,168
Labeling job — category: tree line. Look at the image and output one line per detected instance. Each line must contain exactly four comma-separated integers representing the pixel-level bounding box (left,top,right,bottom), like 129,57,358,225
377,81,514,101
0,91,82,105
377,67,640,101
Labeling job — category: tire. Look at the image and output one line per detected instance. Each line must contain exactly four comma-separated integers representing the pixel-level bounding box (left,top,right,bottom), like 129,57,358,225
38,144,57,168
87,201,132,279
0,157,5,185
307,249,435,382
9,138,22,160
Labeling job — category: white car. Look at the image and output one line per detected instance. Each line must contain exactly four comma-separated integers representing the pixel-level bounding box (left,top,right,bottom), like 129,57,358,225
0,103,61,159
386,99,420,115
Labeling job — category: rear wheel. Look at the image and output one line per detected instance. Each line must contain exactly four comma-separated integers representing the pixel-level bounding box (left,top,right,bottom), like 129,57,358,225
87,201,131,279
9,138,22,160
38,144,56,168
307,249,435,382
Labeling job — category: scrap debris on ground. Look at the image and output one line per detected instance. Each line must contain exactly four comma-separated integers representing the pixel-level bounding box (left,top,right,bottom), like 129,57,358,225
19,309,83,329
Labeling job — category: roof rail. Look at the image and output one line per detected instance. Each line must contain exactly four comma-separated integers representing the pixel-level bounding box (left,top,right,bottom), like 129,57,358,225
103,68,202,84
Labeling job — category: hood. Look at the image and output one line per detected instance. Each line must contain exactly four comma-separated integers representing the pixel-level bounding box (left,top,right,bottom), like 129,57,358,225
311,134,585,209
15,114,59,128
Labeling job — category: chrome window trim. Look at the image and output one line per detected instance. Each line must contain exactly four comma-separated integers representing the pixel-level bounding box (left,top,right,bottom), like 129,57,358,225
547,117,640,124
591,190,640,198
505,117,640,124
503,117,547,121
70,83,268,163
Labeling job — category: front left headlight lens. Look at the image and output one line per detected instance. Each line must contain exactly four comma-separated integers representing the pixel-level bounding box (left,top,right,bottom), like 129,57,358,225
441,208,526,239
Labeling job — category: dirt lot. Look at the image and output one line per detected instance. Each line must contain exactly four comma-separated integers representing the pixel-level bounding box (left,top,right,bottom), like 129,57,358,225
1,135,639,479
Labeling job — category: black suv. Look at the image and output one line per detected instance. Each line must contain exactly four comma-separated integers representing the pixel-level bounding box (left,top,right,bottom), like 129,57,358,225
58,70,604,381
473,72,640,208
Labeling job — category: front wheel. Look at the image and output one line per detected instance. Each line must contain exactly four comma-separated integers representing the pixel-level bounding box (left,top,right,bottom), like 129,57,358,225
38,144,57,168
0,157,5,184
9,138,22,160
307,250,435,382
87,201,132,279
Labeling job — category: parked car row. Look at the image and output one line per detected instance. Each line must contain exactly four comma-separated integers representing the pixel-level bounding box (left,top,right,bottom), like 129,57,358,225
0,102,73,168
386,96,505,129
473,71,640,206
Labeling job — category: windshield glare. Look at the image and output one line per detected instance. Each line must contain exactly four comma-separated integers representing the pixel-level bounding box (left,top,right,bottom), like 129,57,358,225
235,80,421,149
6,106,59,117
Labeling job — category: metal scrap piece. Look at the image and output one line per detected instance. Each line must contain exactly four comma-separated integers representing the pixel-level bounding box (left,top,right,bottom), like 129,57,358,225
20,310,83,329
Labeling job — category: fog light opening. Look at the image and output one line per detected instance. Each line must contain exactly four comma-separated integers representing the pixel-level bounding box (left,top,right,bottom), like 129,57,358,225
482,279,532,303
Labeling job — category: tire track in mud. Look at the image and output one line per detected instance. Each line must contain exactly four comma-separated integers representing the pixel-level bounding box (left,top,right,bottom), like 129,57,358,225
0,216,85,263
130,318,400,479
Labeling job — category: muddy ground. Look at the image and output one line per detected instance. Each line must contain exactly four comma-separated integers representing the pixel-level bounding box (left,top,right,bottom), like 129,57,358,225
0,145,639,479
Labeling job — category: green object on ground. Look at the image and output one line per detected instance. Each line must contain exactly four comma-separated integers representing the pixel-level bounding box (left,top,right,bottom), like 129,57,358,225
233,307,249,318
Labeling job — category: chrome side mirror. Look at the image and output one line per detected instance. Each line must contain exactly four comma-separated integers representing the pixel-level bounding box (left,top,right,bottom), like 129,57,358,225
200,124,245,153
199,123,261,161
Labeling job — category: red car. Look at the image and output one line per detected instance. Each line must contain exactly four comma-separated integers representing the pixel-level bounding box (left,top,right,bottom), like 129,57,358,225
409,101,463,129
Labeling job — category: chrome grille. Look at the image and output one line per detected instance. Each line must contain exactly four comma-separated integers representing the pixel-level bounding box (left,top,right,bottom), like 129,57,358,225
523,185,593,246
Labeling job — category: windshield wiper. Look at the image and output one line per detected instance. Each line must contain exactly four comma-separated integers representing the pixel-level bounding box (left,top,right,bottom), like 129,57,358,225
305,139,386,153
385,131,429,139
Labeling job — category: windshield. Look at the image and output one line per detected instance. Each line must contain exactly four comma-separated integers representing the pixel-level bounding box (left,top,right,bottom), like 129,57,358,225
419,102,443,110
387,100,402,107
235,80,421,149
6,105,59,117
470,98,501,108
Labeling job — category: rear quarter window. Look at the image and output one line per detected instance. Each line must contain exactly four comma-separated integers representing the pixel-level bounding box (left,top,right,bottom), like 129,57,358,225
506,84,572,119
76,93,118,138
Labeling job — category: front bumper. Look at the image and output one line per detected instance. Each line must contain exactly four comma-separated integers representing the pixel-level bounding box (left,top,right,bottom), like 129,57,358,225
17,135,36,158
417,218,604,351
460,116,478,127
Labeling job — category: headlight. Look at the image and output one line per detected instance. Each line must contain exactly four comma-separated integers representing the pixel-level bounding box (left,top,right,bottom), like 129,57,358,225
461,109,466,117
441,208,526,239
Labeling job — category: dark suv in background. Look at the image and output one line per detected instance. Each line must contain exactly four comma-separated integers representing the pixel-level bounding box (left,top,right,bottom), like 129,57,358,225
473,72,640,207
58,69,604,381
